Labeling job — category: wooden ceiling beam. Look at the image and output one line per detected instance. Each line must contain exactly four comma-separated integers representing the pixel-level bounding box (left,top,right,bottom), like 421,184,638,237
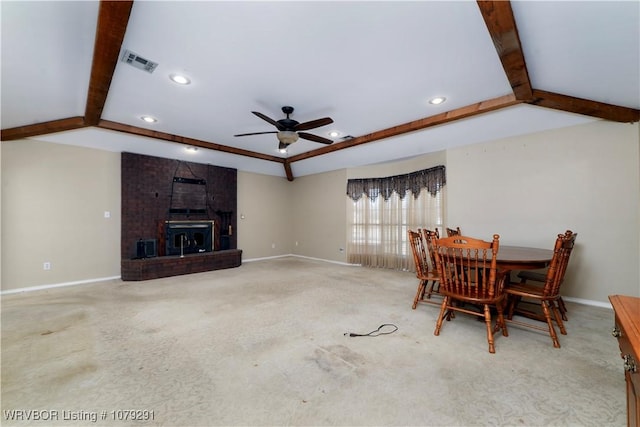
528,90,640,123
287,94,521,163
477,1,533,101
479,0,639,123
98,120,285,163
84,1,133,126
283,160,294,182
1,117,87,141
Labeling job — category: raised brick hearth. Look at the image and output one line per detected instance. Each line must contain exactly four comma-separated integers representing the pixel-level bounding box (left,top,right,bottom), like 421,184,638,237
121,250,242,281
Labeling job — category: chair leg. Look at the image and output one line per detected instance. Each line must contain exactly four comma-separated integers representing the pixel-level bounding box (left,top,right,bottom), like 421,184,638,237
494,299,509,337
483,304,496,354
558,296,568,321
549,301,567,335
412,280,426,309
424,280,435,300
434,297,449,336
506,295,521,320
445,306,455,321
541,301,561,348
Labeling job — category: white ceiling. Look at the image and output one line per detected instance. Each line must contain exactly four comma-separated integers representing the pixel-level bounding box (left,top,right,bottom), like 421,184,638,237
2,1,638,179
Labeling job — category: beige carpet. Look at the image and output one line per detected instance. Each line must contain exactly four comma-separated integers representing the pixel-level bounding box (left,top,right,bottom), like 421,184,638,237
1,257,626,426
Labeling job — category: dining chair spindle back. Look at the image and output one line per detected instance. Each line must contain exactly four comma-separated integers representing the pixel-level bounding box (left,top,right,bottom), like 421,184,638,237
408,229,441,309
446,226,461,237
433,234,508,354
505,230,577,348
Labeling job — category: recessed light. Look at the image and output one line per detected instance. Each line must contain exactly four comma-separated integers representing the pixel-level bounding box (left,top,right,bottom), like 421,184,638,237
170,73,191,85
278,147,288,154
328,130,341,138
140,115,157,123
429,97,446,105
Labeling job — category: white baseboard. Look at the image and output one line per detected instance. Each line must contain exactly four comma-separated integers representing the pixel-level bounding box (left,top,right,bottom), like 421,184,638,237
242,254,291,263
243,253,356,267
290,254,356,266
562,296,612,310
1,276,121,295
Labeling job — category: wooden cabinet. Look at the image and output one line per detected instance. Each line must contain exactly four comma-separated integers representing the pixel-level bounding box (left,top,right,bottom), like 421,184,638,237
610,295,640,427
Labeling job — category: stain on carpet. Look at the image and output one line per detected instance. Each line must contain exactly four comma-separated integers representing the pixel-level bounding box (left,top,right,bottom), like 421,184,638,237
312,345,366,378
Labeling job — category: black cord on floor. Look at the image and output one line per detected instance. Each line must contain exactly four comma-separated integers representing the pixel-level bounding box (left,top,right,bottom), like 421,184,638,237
344,324,398,337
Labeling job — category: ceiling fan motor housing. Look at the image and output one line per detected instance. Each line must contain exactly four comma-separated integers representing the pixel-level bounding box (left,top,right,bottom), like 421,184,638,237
278,106,298,130
282,106,294,115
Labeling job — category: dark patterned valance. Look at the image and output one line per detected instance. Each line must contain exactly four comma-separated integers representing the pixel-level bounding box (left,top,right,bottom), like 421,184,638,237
346,165,446,201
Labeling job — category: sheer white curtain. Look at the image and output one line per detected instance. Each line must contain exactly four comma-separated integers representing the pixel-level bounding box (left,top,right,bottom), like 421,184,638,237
346,166,446,271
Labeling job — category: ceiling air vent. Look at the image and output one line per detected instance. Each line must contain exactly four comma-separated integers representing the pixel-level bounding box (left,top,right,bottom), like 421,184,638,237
121,50,158,73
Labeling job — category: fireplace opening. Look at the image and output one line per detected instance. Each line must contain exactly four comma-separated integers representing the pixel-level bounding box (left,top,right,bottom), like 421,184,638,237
173,231,205,248
165,220,214,256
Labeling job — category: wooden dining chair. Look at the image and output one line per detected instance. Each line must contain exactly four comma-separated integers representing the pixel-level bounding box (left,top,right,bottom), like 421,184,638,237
419,228,440,276
446,226,461,237
432,234,508,354
408,229,440,309
504,230,577,348
515,270,569,321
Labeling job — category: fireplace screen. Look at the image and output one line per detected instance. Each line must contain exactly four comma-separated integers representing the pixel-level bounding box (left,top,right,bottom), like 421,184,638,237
165,221,214,256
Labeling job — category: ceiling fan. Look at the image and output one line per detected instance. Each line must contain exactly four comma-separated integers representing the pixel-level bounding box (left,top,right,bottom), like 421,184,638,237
234,106,334,150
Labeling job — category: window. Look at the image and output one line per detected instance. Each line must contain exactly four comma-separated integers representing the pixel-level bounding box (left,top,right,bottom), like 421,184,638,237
346,166,446,271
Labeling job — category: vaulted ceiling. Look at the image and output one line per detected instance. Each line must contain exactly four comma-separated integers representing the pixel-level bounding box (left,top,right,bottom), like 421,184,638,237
2,1,638,180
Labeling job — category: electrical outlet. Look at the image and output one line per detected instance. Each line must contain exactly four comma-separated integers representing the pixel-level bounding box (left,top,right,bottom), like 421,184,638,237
339,248,344,253
271,243,276,249
104,211,111,218
43,262,51,270
295,241,299,246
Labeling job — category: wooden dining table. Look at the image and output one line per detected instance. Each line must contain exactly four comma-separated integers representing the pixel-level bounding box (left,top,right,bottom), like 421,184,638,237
495,245,554,271
494,245,554,287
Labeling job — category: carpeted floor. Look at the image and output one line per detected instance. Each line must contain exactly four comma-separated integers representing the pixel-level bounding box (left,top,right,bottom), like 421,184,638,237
1,257,626,426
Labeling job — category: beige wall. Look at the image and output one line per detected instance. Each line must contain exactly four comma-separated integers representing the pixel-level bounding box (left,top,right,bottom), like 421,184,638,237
1,139,121,291
2,120,639,304
236,171,292,260
290,168,348,262
446,120,640,302
238,168,349,263
0,143,2,285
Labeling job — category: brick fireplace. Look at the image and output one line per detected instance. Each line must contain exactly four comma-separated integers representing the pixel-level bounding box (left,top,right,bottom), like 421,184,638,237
121,153,241,280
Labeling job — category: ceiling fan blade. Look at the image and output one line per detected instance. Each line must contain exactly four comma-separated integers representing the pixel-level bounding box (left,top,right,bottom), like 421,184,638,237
252,111,285,130
234,131,278,137
294,117,333,131
298,132,333,145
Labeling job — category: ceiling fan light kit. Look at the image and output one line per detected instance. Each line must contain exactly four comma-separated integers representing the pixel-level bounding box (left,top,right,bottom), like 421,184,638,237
277,130,299,145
